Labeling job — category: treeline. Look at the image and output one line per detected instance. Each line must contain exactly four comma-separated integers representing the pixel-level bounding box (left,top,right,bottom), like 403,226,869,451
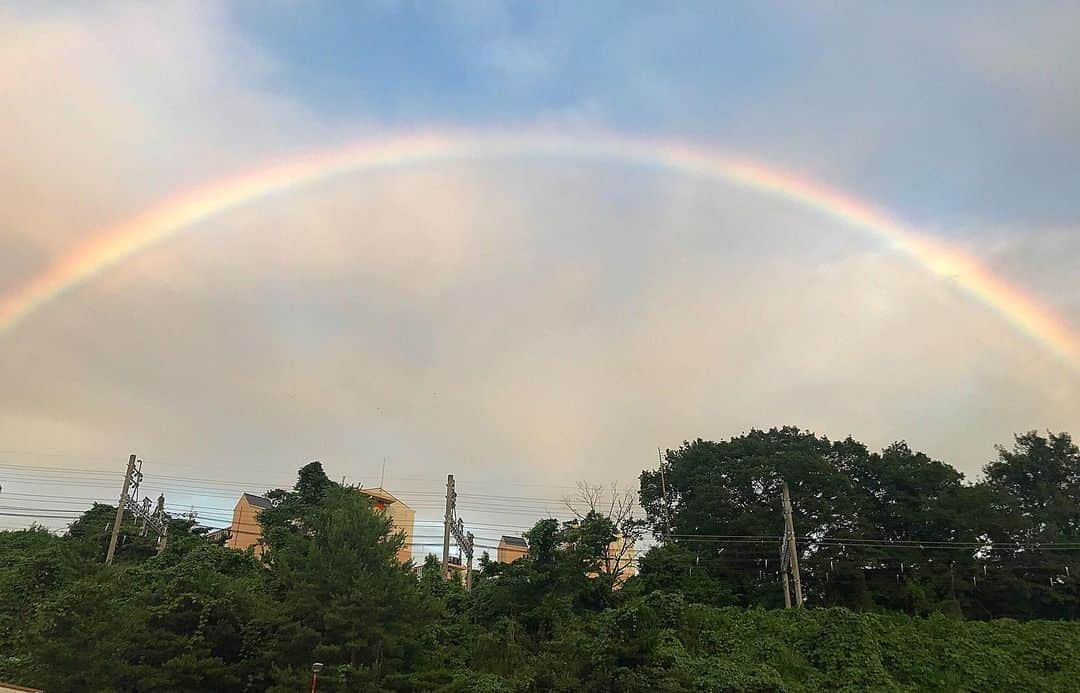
639,428,1080,620
0,428,1077,691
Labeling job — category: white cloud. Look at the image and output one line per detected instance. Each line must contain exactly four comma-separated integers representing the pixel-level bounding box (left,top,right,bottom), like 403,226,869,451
1,2,1077,537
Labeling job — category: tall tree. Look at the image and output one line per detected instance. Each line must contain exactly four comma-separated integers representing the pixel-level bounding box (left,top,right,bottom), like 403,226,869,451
976,431,1080,619
638,428,999,615
252,466,438,689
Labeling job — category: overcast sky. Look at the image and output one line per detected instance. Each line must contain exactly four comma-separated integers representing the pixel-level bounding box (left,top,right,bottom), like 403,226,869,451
1,2,1077,548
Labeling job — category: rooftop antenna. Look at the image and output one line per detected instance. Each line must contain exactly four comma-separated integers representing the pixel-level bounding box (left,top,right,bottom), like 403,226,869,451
380,457,388,488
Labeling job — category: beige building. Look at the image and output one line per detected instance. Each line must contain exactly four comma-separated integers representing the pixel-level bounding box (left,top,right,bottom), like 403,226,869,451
356,487,416,565
497,535,528,563
445,554,468,584
227,492,272,556
495,528,636,582
225,487,415,565
603,533,638,583
577,532,638,586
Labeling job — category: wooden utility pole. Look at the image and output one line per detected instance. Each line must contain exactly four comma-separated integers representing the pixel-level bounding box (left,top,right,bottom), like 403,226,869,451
782,481,804,607
105,454,136,565
442,474,454,580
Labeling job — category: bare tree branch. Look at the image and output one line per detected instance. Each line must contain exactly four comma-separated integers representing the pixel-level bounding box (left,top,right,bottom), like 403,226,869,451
563,481,645,581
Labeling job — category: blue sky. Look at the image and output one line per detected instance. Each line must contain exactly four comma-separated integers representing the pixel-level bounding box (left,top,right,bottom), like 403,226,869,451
222,1,1080,227
0,2,1077,544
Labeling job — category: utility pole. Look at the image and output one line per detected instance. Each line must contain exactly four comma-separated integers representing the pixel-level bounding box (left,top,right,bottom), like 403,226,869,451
441,474,475,588
106,454,137,565
465,530,475,590
442,474,454,580
105,454,168,564
657,447,673,541
155,493,169,552
780,530,792,608
781,481,804,608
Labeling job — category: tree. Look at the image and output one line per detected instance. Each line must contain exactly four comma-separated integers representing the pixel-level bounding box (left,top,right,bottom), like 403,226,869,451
984,431,1080,540
975,431,1080,619
637,428,1019,616
639,428,862,608
251,466,439,689
2,435,1079,690
21,532,269,691
564,482,645,583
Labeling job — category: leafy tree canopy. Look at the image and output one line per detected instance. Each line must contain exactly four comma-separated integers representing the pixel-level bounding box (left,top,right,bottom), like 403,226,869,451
1,432,1079,690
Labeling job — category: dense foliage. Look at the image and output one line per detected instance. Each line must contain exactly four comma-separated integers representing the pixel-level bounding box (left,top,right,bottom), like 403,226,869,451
640,428,1080,619
1,430,1078,691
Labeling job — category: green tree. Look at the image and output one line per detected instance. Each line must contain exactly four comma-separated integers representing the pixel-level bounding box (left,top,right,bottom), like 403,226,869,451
637,428,1030,617
639,428,864,608
252,466,440,690
975,431,1080,619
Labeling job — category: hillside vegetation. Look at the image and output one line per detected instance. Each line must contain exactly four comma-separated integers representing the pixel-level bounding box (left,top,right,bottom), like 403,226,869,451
2,428,1078,691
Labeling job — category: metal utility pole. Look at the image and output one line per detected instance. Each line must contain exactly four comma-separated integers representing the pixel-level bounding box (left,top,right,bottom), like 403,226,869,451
465,530,475,590
155,493,169,552
106,454,136,565
448,522,475,590
442,474,454,580
781,481,804,608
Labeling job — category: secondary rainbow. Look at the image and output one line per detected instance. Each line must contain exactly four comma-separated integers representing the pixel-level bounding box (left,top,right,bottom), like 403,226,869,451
1,130,1076,370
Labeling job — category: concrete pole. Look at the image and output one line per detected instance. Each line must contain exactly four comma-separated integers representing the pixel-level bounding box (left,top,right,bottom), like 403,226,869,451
105,454,136,565
782,481,804,607
442,474,454,580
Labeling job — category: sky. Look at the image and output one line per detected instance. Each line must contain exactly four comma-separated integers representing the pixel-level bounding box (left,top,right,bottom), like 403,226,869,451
1,2,1078,553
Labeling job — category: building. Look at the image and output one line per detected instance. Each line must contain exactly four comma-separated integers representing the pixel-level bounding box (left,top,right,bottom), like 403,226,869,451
497,535,529,563
603,533,638,584
495,528,636,583
444,554,468,584
203,526,231,543
586,533,638,585
227,492,273,555
356,487,416,565
224,487,415,565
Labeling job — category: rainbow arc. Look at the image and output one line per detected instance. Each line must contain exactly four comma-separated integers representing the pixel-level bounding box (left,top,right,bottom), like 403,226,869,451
1,130,1075,371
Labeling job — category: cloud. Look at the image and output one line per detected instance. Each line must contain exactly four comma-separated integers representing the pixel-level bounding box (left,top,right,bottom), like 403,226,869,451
1,2,1078,540
954,4,1080,130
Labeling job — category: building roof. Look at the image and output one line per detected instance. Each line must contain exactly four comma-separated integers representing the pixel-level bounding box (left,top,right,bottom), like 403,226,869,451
358,486,407,507
241,493,273,510
500,535,528,548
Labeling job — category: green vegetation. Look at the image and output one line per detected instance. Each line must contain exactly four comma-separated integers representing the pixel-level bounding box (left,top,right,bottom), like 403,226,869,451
639,428,1080,619
2,430,1078,691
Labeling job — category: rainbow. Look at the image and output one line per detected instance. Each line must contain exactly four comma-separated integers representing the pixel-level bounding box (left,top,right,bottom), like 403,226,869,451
1,130,1077,370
